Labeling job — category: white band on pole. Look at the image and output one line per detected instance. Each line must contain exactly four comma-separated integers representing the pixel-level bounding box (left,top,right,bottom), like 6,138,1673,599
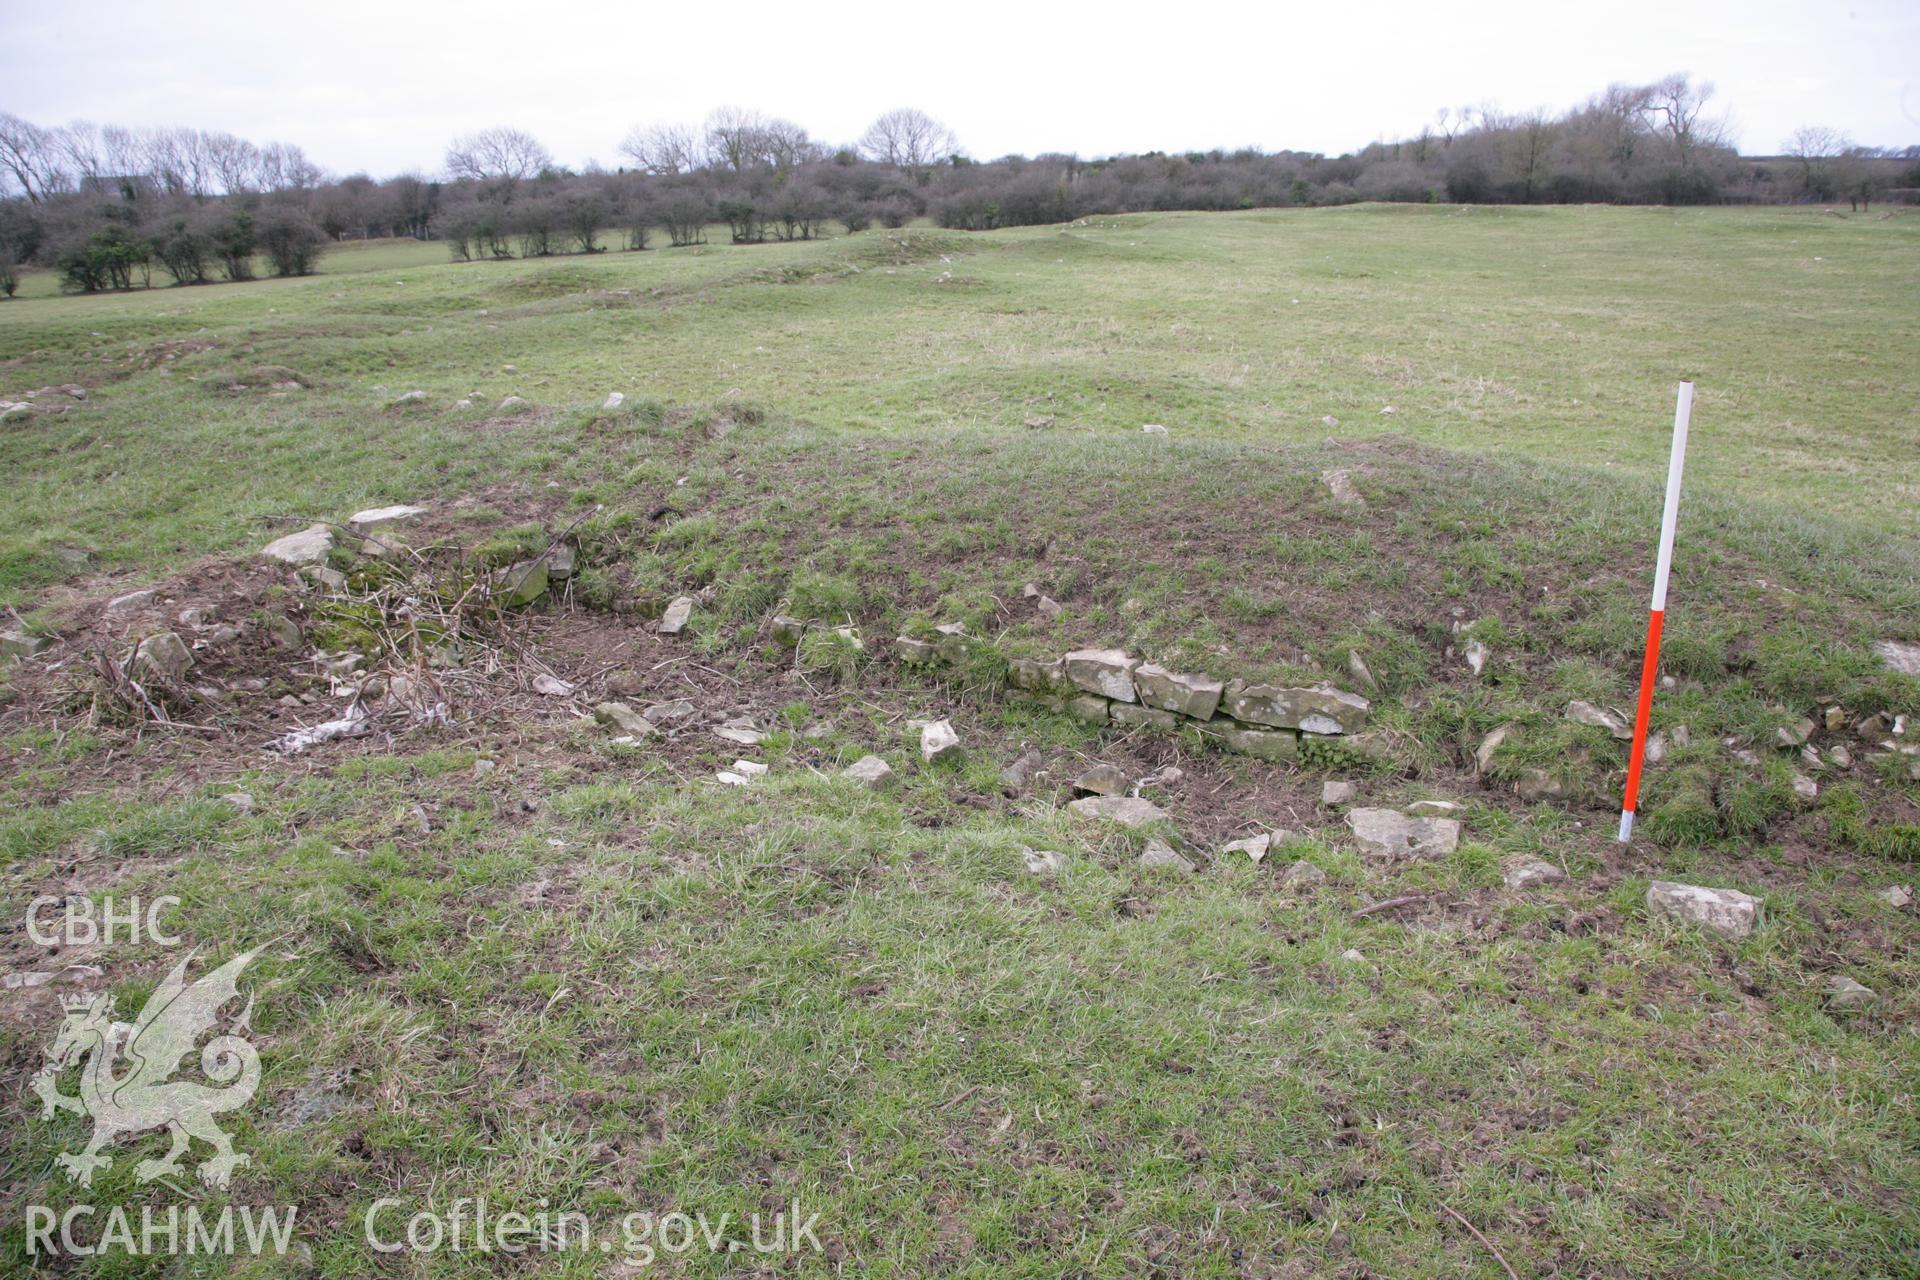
1649,381,1693,612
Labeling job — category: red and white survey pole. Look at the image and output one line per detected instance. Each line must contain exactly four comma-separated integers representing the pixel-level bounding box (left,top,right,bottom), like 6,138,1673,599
1618,381,1695,843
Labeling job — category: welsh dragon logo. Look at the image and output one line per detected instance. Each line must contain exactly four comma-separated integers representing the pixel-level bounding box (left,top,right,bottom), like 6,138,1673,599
31,948,262,1189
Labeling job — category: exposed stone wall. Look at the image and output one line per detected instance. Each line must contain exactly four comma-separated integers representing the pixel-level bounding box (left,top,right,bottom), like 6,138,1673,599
1003,647,1378,762
820,617,1387,764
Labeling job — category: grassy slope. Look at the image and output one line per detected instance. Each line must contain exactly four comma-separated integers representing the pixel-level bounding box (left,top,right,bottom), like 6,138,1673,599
1,209,1917,1277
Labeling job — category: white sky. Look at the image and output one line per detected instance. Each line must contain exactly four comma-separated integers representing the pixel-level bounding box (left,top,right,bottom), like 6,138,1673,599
3,0,1916,177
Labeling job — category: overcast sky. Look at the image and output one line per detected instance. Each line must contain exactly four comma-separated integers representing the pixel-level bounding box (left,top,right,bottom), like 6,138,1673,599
4,0,1915,177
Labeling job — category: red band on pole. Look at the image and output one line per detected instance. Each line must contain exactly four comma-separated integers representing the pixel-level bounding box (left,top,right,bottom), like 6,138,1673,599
1620,608,1666,817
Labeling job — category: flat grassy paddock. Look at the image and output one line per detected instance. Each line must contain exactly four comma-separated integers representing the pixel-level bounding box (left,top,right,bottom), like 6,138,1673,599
0,207,1916,1277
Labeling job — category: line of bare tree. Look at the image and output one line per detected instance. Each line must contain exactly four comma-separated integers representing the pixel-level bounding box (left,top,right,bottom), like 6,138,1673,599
3,80,1915,295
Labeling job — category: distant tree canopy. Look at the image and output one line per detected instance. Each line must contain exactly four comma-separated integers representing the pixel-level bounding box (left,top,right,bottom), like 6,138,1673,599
4,79,1917,293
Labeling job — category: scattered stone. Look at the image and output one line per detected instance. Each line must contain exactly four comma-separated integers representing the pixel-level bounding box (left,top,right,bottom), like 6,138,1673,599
387,389,427,408
1074,764,1130,797
1223,683,1369,734
304,564,348,591
659,596,694,634
472,759,496,779
732,759,769,777
1504,860,1566,889
1063,648,1139,702
1872,639,1920,676
1345,650,1378,692
495,560,549,608
603,392,625,410
1824,705,1847,733
1281,859,1327,888
604,669,644,698
1322,780,1357,807
106,589,157,617
1776,717,1815,749
843,755,895,788
1346,808,1462,860
1022,847,1069,875
1000,747,1043,795
715,771,751,787
1035,595,1064,618
132,632,194,684
1645,880,1760,938
1828,744,1853,769
593,702,655,737
532,674,575,697
260,524,334,567
349,504,427,529
1464,639,1491,677
1321,415,1340,429
1,629,48,661
1023,414,1055,429
3,965,105,990
895,636,938,664
1131,664,1224,720
1067,795,1168,829
498,395,531,411
920,718,962,763
769,615,806,646
1222,833,1270,864
1021,583,1041,600
1824,975,1878,1009
1320,468,1362,505
1645,732,1667,764
1790,772,1819,802
0,403,30,424
1141,423,1169,435
217,792,256,815
1339,947,1367,964
1138,839,1195,872
713,718,766,746
1565,700,1632,740
454,398,473,410
1514,769,1569,802
1877,885,1912,908
1475,725,1513,774
643,699,695,723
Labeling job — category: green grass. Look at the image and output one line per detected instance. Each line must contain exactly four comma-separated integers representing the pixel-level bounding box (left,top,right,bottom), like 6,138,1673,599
1,207,1916,1277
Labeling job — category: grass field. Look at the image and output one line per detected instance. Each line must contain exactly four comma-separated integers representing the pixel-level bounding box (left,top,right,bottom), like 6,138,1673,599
1,207,1916,1277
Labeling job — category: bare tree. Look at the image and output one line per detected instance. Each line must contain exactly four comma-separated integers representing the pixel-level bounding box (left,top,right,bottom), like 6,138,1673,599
258,142,322,192
761,117,822,174
619,123,701,175
1784,126,1849,200
0,112,62,202
704,107,769,172
858,108,957,180
445,127,554,186
205,132,262,194
1638,74,1728,165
